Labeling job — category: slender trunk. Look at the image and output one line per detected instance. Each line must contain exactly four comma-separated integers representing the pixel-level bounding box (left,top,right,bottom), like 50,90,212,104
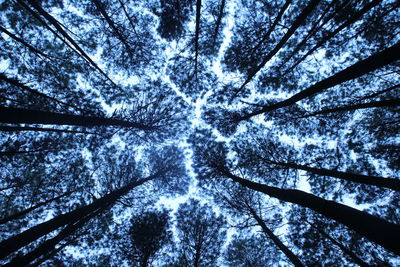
0,191,73,225
248,206,304,267
194,0,202,76
211,0,225,48
298,99,400,118
219,168,400,255
284,0,383,75
306,221,369,267
236,41,400,121
21,0,119,89
0,25,50,59
0,106,156,131
234,0,321,97
0,73,75,110
4,207,105,267
0,174,157,260
29,239,71,267
248,0,293,57
93,0,134,53
267,159,400,192
0,125,101,135
118,0,139,37
357,83,400,102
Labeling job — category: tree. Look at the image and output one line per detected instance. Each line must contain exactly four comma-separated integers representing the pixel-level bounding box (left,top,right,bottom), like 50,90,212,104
173,198,226,266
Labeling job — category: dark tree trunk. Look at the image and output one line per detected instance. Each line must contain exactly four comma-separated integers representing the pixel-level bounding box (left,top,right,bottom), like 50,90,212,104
298,99,400,118
306,221,369,267
93,0,134,54
237,41,400,121
0,174,157,260
267,159,400,192
248,206,304,267
284,0,383,75
248,0,293,57
357,83,400,102
4,207,104,266
0,125,100,135
20,0,119,88
0,25,50,59
234,0,321,97
0,106,156,131
219,168,400,255
211,0,225,47
0,191,73,225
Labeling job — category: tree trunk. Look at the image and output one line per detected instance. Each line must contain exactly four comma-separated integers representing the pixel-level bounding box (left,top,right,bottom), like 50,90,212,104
0,125,101,135
248,206,304,267
234,0,321,97
298,99,400,118
4,206,104,266
0,106,156,131
0,191,73,225
211,0,226,47
306,221,369,267
267,159,400,192
284,0,383,75
237,41,400,121
194,0,202,76
219,168,400,255
0,174,157,260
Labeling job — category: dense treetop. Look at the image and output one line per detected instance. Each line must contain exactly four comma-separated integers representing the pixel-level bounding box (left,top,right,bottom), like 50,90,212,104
0,0,399,266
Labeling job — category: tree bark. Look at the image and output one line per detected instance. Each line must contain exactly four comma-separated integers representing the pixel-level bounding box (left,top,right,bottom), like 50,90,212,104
237,41,400,121
298,99,400,118
0,106,156,131
234,0,321,97
0,191,73,225
266,159,400,192
284,0,383,75
219,168,400,255
0,174,157,260
248,206,304,267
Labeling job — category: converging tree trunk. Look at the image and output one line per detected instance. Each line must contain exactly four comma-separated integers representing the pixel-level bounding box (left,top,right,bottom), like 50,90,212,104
236,41,400,121
248,206,304,267
218,167,400,255
0,106,156,131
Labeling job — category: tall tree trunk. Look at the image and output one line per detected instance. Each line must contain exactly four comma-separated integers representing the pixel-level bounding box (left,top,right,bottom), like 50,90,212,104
236,41,400,121
0,125,101,135
248,0,293,57
211,0,226,48
218,167,400,255
234,0,321,98
0,73,75,110
92,0,134,54
0,191,73,225
248,206,304,267
266,159,400,192
306,221,369,267
20,0,119,89
0,25,50,59
284,0,383,75
0,174,158,260
357,83,400,102
298,99,400,118
0,106,156,131
4,206,105,266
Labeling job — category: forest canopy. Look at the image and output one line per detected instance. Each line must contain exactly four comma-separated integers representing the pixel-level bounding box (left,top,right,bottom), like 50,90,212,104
0,0,399,266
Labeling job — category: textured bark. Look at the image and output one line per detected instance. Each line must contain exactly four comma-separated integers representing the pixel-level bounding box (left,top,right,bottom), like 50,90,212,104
267,159,400,192
237,41,400,121
248,206,304,267
219,168,400,255
0,106,156,131
0,174,157,260
0,191,73,225
235,0,321,97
